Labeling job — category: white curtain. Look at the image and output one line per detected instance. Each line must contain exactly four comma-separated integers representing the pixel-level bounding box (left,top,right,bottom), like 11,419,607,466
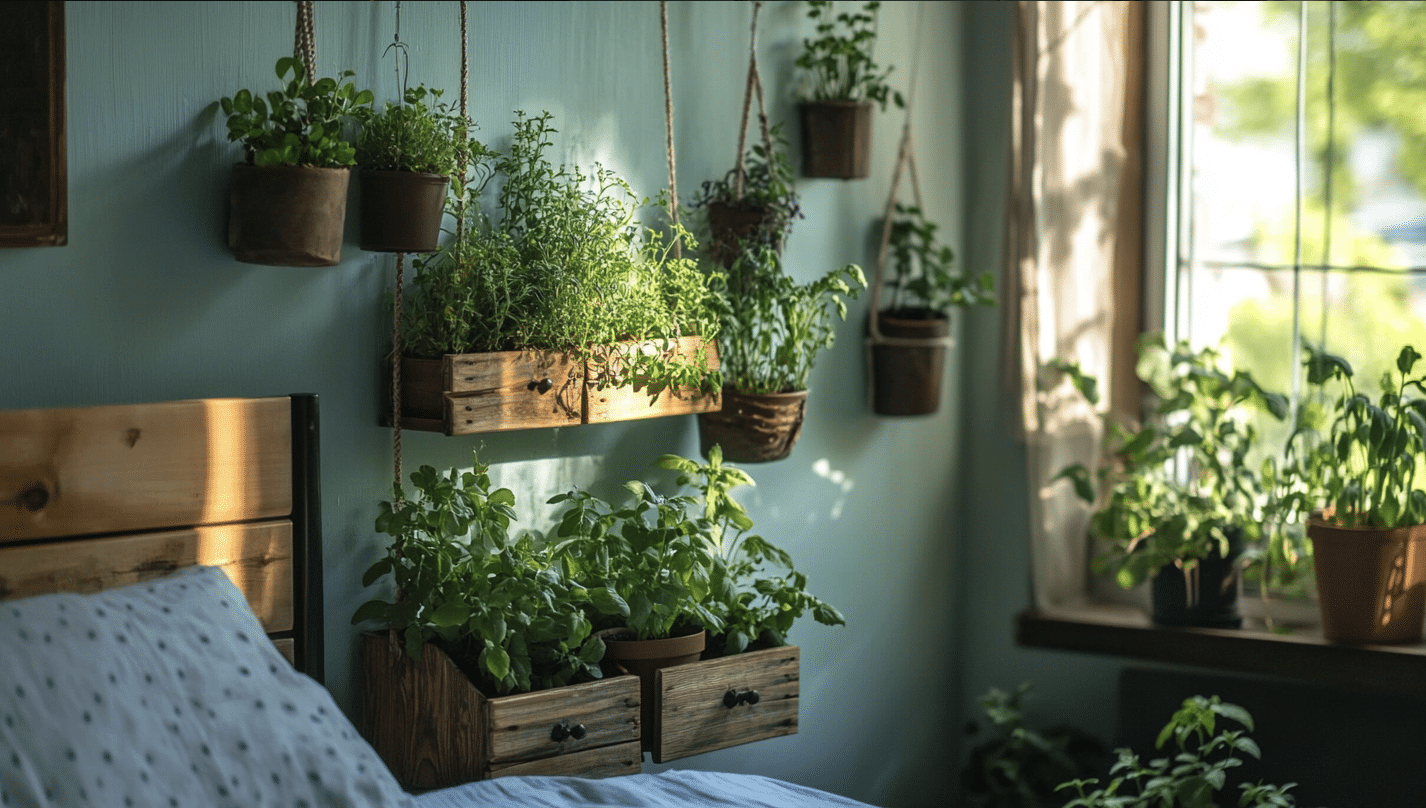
1005,1,1141,610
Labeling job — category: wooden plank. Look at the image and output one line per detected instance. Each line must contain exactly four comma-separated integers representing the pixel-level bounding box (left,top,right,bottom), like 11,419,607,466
486,740,642,780
652,646,799,763
444,350,583,434
0,521,294,633
0,397,292,541
485,675,640,765
363,631,487,790
585,337,722,424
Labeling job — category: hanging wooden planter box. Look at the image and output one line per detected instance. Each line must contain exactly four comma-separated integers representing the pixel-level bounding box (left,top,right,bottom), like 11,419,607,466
390,337,719,435
585,337,722,425
361,632,642,790
649,645,800,763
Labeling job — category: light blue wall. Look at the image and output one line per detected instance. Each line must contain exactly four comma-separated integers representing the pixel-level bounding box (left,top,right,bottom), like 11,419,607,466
0,2,1035,806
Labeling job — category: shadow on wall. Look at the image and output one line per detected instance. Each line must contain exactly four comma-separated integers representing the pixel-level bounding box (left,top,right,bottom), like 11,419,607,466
1115,667,1426,808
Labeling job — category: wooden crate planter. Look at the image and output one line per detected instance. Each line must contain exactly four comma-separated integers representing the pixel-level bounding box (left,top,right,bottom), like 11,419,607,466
390,337,719,435
362,632,642,789
649,645,800,763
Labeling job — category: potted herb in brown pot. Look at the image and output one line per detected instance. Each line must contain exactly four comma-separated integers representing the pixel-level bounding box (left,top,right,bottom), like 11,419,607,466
219,57,374,266
356,85,474,253
697,244,864,462
794,0,901,179
870,203,995,415
689,123,802,268
1272,344,1426,644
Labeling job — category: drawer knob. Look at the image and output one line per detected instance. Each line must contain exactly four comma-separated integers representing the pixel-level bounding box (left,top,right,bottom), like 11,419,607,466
723,689,761,708
570,723,587,740
551,722,587,742
723,689,740,709
529,377,555,394
741,690,761,706
551,723,569,742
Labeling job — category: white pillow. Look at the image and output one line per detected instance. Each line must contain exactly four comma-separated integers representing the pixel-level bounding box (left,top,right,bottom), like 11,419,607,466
0,565,412,808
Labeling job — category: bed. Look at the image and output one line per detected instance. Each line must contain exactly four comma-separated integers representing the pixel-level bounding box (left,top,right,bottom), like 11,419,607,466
0,394,880,808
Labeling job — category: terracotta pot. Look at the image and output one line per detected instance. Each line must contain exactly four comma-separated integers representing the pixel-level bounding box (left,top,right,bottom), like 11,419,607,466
1308,518,1426,644
798,101,873,179
228,164,350,266
706,200,780,267
697,388,808,463
359,170,448,253
1149,527,1243,629
600,629,706,746
870,309,949,416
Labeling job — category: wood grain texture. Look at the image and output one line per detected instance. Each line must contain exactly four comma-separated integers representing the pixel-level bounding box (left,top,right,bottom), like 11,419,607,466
486,740,642,780
652,646,800,763
363,631,486,790
444,351,583,434
584,337,721,424
485,675,640,765
0,521,295,633
1,397,292,541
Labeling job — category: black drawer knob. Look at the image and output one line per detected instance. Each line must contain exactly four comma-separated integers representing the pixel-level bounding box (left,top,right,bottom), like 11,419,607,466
529,377,555,394
551,722,587,742
723,689,740,709
723,689,761,708
741,690,760,706
570,723,587,740
551,723,570,742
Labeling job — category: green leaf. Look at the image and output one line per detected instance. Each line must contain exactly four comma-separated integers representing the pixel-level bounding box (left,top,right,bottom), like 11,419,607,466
429,601,469,628
350,599,390,625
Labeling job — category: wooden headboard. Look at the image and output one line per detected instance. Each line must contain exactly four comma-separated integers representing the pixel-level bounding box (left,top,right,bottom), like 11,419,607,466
0,394,324,681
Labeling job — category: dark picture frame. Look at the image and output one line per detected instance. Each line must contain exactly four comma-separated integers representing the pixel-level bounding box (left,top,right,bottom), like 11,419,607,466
1,1,67,248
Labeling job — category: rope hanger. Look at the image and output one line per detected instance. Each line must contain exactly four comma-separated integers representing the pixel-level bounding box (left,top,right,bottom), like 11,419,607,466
734,1,774,203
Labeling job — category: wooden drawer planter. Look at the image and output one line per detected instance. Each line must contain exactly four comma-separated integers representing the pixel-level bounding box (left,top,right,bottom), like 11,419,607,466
649,645,800,763
390,337,720,436
362,633,642,789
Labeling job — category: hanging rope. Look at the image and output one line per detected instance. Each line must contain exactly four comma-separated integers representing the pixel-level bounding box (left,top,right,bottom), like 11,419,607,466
733,1,769,201
294,1,316,83
660,1,680,258
455,0,470,248
387,1,411,492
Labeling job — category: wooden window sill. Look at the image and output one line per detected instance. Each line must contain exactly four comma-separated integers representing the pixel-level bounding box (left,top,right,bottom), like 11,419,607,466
1016,604,1426,696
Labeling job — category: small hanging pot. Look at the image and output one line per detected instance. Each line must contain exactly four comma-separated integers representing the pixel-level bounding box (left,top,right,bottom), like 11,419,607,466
870,309,949,416
1149,527,1244,629
697,388,808,463
707,200,780,267
228,164,351,267
799,101,873,179
359,170,449,253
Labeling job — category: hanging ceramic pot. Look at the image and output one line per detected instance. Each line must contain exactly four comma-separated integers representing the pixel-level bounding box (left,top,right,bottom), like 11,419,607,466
228,164,351,267
359,170,448,253
696,389,808,463
798,101,873,179
870,308,949,416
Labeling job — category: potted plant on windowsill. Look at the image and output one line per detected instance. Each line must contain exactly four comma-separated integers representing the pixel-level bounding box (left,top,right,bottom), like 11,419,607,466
794,0,902,179
1054,335,1287,628
390,110,723,435
356,85,475,253
696,244,865,462
688,122,802,268
219,56,374,266
1270,344,1426,644
870,203,995,416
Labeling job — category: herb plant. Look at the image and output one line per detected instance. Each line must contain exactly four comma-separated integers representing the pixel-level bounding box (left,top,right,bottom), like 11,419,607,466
1272,344,1426,529
220,56,374,167
689,122,802,261
884,203,995,317
716,244,866,396
1056,696,1308,808
795,0,902,109
352,454,605,696
356,85,479,184
1054,335,1287,589
961,684,1104,808
656,446,844,657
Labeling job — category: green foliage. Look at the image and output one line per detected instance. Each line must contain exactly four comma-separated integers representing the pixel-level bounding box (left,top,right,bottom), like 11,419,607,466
656,446,844,657
689,122,803,255
1054,335,1287,588
1056,696,1309,808
398,111,722,397
715,244,866,395
352,453,604,696
356,85,479,182
1272,343,1426,529
961,684,1104,808
884,203,995,316
219,56,374,168
795,0,902,109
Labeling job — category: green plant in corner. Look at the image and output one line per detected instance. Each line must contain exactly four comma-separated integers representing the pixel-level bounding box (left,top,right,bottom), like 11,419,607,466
795,0,902,109
1056,696,1310,808
961,683,1104,808
656,446,845,657
352,453,604,696
884,203,995,318
716,244,866,396
220,56,374,167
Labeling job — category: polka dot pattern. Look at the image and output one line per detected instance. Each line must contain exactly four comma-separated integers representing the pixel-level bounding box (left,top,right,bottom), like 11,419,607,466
0,566,413,807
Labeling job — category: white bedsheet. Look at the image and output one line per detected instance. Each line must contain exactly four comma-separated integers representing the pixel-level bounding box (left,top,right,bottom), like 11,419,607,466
413,770,881,808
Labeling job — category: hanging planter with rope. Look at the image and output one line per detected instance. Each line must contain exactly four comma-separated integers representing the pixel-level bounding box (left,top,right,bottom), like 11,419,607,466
219,2,374,266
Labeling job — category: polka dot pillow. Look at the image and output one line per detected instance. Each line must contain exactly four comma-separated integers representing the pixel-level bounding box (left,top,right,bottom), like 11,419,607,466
0,565,413,808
